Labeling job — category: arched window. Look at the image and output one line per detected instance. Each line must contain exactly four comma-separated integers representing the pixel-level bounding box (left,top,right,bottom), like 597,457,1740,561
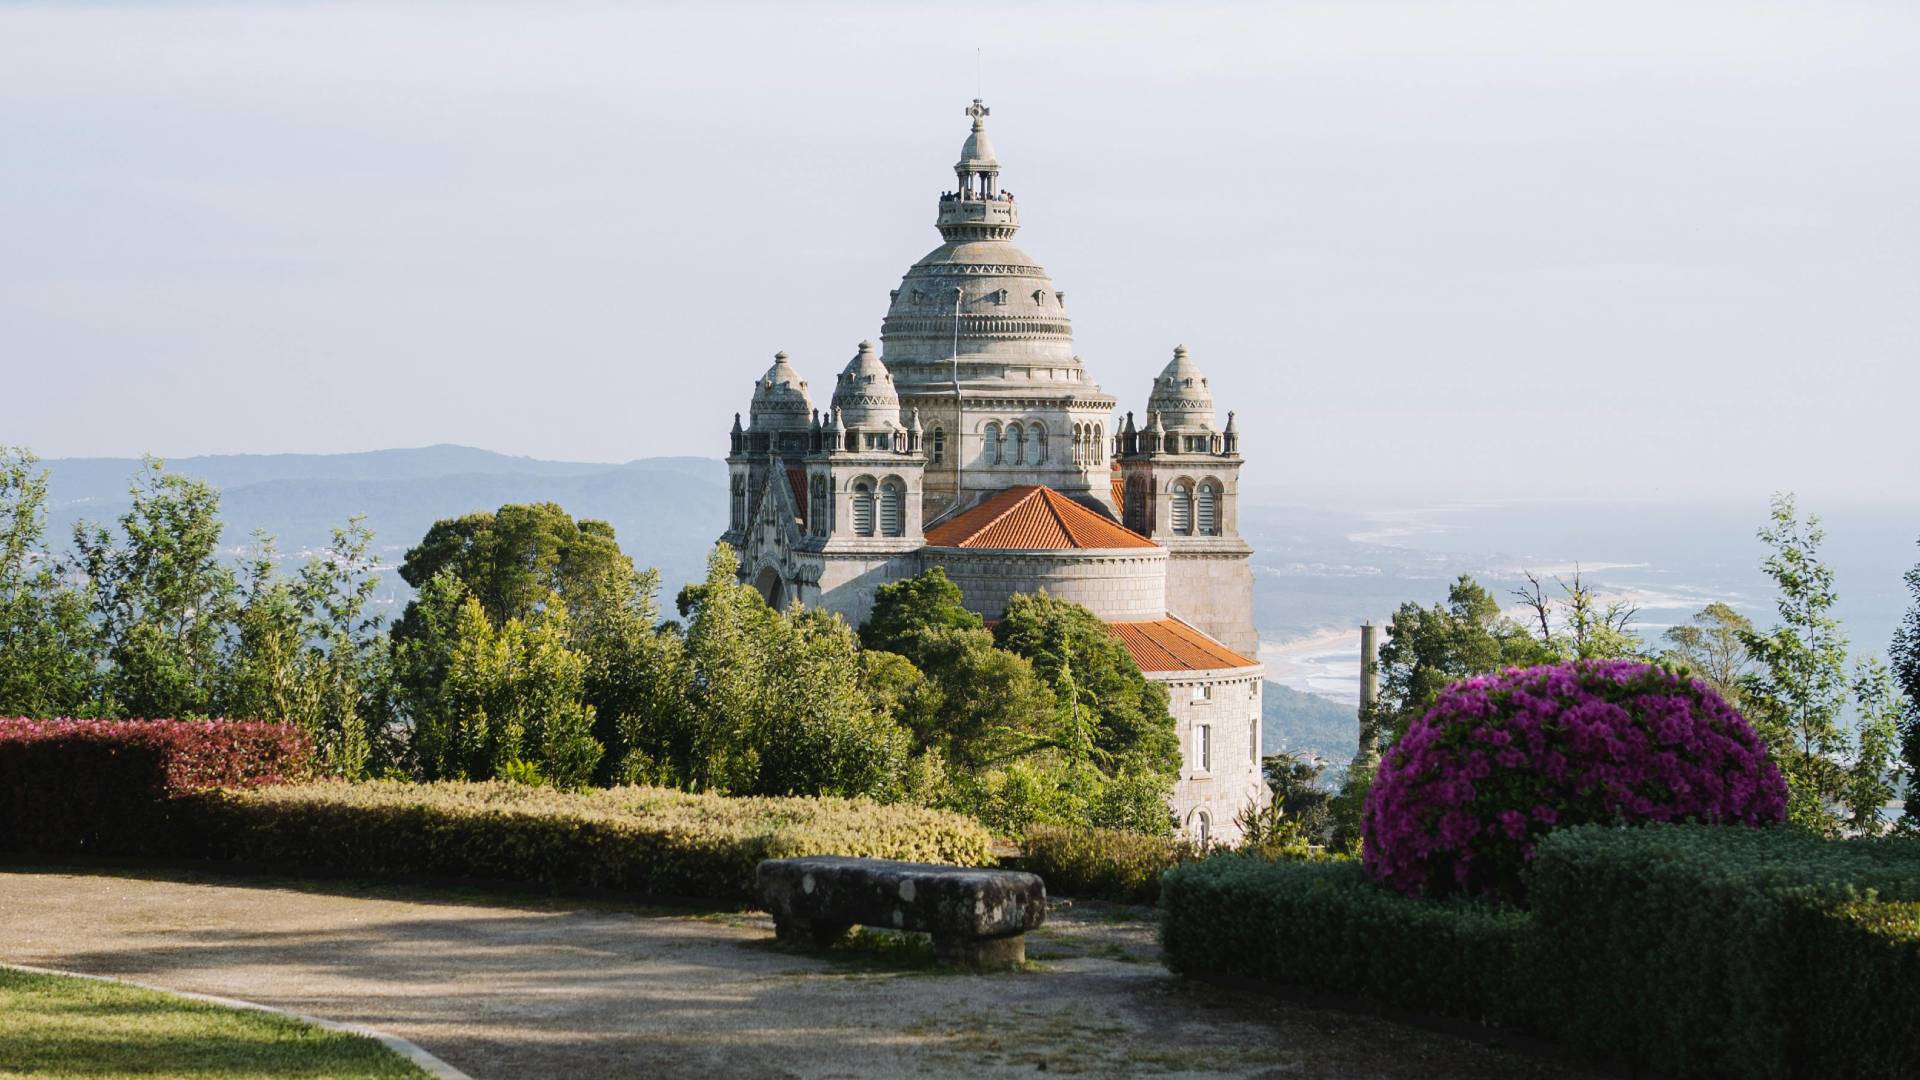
1171,480,1195,535
931,428,945,464
1009,424,1025,468
852,479,876,536
879,479,905,537
1196,480,1219,536
1094,423,1104,464
1029,424,1046,465
1194,810,1212,846
1126,475,1148,532
731,475,747,528
1070,423,1083,465
809,475,828,535
984,423,1001,466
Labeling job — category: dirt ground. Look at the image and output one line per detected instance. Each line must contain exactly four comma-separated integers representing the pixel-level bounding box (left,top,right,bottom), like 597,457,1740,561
0,866,1603,1079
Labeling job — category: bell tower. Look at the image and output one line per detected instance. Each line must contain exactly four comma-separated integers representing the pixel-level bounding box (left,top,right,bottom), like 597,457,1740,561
1117,345,1256,655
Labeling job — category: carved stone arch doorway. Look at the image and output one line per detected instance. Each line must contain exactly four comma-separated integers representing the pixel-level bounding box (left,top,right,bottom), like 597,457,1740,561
753,566,785,609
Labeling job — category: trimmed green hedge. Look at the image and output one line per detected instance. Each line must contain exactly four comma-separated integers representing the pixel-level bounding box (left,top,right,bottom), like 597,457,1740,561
1528,825,1920,1080
1021,826,1199,904
1162,825,1920,1080
1159,856,1528,1026
184,781,995,904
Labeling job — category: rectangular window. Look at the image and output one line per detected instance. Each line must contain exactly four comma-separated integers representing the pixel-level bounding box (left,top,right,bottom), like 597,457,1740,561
1196,724,1212,773
1250,719,1259,763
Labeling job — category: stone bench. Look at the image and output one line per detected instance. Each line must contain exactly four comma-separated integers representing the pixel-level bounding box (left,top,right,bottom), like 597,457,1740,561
756,856,1047,970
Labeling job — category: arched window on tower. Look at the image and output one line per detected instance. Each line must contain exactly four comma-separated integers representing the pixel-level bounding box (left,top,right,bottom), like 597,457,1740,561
1197,480,1220,536
1009,424,1025,468
1030,424,1046,465
1095,423,1105,463
1126,475,1148,532
931,428,945,464
1070,423,1082,465
1171,480,1195,535
731,475,747,529
852,479,876,536
984,423,1001,466
880,479,905,537
809,475,829,535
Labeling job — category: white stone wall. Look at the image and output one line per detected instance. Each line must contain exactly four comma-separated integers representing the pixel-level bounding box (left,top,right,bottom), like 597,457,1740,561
922,547,1167,622
1164,546,1258,658
1153,667,1268,846
806,548,924,628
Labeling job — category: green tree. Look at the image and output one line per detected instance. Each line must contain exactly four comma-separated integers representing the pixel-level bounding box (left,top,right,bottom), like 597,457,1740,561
1892,541,1920,826
993,590,1180,777
1512,567,1644,662
429,591,601,787
1660,601,1756,707
395,503,630,630
859,566,982,657
1740,494,1888,834
74,459,235,718
1848,657,1903,833
572,564,686,785
678,545,909,799
1373,575,1549,744
0,448,98,716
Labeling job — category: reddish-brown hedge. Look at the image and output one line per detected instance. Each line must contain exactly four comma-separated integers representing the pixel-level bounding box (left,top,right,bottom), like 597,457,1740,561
0,718,310,854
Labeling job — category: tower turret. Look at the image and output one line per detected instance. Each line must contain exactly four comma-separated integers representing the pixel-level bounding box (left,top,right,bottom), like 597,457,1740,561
1118,345,1256,654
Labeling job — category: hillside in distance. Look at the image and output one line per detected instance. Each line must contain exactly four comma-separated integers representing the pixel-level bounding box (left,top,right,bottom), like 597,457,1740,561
39,445,729,600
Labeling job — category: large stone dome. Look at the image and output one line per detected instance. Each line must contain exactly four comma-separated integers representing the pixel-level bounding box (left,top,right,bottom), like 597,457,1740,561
876,100,1097,395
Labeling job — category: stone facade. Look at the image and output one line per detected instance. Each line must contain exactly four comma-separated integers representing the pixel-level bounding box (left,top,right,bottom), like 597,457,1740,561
722,100,1267,843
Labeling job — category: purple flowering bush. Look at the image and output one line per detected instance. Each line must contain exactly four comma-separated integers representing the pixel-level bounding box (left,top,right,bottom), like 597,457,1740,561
1362,660,1788,900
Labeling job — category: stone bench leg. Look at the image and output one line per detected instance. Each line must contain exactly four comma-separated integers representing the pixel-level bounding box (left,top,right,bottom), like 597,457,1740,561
933,932,1025,971
773,916,853,949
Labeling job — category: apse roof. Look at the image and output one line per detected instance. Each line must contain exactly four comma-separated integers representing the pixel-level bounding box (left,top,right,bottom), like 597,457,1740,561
1105,617,1259,673
923,485,1155,550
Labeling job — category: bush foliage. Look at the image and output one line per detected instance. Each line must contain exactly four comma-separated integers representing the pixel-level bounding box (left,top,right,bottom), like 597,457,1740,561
189,781,994,903
1021,825,1202,905
1163,823,1920,1080
1364,660,1787,899
0,718,309,853
1160,855,1528,1026
1528,824,1920,1080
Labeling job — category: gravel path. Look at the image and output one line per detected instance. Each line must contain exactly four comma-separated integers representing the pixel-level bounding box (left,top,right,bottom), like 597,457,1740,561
0,867,1601,1079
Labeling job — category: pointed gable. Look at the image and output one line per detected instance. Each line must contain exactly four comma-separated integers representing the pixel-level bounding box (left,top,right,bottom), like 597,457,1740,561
924,485,1156,550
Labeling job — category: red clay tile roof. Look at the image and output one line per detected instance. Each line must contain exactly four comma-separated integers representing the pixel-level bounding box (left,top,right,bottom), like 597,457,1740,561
1106,617,1259,672
785,467,807,521
923,485,1156,550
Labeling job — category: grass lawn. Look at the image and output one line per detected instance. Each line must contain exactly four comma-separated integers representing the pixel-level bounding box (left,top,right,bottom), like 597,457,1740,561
0,966,428,1079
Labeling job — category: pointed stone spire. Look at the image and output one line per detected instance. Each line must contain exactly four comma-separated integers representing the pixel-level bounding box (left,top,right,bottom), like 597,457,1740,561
731,412,743,434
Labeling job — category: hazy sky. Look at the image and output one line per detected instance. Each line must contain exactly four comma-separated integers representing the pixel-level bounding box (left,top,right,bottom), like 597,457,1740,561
4,2,1916,503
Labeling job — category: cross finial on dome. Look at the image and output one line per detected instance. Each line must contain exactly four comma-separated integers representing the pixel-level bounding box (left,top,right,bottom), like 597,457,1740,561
965,98,990,126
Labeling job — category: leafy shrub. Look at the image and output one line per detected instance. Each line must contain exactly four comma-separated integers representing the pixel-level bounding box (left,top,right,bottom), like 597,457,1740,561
1528,824,1920,1080
0,718,309,853
1022,825,1201,904
1364,660,1786,899
187,780,994,903
1159,855,1529,1026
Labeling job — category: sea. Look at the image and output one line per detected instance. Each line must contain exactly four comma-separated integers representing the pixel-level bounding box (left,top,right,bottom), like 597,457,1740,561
1247,498,1920,706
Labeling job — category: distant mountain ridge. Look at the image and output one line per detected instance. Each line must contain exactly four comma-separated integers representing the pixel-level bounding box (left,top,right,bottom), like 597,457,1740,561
38,445,730,599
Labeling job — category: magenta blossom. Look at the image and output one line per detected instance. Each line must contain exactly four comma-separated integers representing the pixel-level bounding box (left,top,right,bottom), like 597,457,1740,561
1362,660,1787,901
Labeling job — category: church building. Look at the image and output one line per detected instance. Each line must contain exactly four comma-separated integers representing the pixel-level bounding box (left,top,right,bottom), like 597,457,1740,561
722,101,1266,842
